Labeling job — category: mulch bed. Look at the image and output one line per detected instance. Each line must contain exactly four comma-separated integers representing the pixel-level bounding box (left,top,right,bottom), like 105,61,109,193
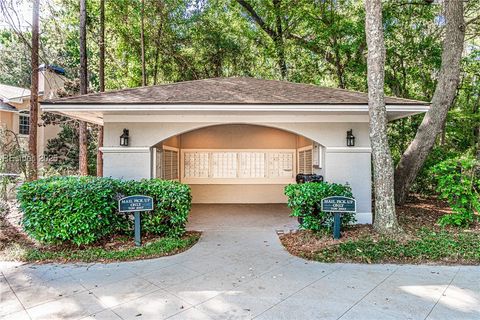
0,201,35,251
280,195,480,264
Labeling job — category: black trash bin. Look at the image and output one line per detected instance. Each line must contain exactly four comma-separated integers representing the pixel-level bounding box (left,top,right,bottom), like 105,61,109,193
295,173,324,184
295,174,324,225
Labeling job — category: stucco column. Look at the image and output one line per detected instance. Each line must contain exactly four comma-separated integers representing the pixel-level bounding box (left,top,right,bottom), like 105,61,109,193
324,147,372,224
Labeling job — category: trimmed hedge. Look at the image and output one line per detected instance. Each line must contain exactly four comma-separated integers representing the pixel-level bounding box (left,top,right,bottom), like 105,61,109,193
284,181,356,231
17,177,191,245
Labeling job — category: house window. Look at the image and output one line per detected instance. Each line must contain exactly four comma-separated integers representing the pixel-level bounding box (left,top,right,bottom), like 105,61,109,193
298,146,313,174
19,111,30,135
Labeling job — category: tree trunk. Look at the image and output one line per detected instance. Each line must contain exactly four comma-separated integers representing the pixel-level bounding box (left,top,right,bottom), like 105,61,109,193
474,93,480,158
153,0,164,85
365,0,401,235
79,0,88,175
97,0,105,177
236,0,287,79
140,0,147,86
272,0,287,79
394,0,465,204
333,36,345,89
27,0,40,181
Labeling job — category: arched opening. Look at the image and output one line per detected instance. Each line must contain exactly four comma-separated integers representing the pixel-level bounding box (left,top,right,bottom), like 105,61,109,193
151,123,324,204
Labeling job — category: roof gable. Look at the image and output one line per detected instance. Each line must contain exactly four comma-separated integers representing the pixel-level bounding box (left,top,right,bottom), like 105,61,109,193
43,77,428,105
0,84,31,102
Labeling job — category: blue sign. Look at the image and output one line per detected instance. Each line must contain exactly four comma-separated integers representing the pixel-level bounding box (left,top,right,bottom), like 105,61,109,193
321,196,356,240
118,195,154,213
321,196,356,213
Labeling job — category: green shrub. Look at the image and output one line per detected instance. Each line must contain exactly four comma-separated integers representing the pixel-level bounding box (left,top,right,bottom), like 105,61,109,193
410,147,459,196
18,177,125,245
122,179,191,237
18,177,192,245
431,155,480,227
284,181,356,231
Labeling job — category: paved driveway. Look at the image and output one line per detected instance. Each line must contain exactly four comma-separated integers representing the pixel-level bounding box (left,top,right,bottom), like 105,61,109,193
1,204,479,320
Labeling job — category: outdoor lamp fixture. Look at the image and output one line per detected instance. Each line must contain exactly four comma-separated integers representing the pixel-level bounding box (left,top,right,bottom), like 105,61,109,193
120,129,129,146
346,129,355,147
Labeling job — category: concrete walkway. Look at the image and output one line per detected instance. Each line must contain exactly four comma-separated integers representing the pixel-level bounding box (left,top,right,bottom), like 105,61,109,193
1,204,479,320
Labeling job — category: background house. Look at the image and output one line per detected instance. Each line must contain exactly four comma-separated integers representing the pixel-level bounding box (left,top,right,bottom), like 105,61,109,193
0,65,66,169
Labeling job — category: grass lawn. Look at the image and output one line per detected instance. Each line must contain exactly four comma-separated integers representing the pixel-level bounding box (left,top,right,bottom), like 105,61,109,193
1,229,200,263
23,232,201,263
280,197,480,265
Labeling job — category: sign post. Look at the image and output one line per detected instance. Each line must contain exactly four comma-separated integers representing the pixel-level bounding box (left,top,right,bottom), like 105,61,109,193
118,195,154,246
321,196,356,240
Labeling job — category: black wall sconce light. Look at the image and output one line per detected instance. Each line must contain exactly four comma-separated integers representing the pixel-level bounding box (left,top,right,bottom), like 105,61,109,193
120,129,129,146
346,129,355,147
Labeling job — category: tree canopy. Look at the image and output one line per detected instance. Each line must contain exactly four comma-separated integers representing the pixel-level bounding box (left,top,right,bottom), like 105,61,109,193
0,0,478,196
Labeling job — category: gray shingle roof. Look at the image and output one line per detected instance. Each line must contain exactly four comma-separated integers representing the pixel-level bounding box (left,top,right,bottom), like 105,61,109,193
0,100,18,112
42,77,428,105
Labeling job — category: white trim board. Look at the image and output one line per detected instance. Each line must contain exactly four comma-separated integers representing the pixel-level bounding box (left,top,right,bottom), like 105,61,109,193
42,103,429,112
102,114,371,123
326,147,372,153
100,147,151,153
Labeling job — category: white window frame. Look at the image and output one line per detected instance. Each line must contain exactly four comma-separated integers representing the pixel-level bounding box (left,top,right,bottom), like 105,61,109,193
180,149,296,184
18,110,30,136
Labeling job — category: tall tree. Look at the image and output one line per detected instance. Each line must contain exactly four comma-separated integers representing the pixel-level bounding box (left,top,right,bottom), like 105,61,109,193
236,0,287,79
97,0,105,177
27,0,40,181
394,0,466,204
365,0,401,234
79,0,88,175
140,0,146,86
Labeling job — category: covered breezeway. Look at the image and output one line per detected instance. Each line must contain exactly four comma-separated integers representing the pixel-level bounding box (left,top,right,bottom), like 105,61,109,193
187,203,299,231
152,123,324,204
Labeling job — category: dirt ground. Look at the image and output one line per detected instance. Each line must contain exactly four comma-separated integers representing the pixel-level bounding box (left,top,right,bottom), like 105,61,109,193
0,201,34,254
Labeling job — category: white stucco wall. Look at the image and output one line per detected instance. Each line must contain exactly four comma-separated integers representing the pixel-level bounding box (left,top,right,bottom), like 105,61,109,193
103,149,151,180
101,118,372,224
324,150,372,224
103,122,370,149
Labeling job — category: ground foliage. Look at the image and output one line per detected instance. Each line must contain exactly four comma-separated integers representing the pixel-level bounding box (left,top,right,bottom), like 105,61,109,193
281,197,480,264
23,231,201,263
284,182,356,231
431,155,480,227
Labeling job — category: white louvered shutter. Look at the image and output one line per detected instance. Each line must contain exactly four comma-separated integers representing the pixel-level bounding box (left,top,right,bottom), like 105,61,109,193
155,148,163,178
298,148,313,174
162,149,178,180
